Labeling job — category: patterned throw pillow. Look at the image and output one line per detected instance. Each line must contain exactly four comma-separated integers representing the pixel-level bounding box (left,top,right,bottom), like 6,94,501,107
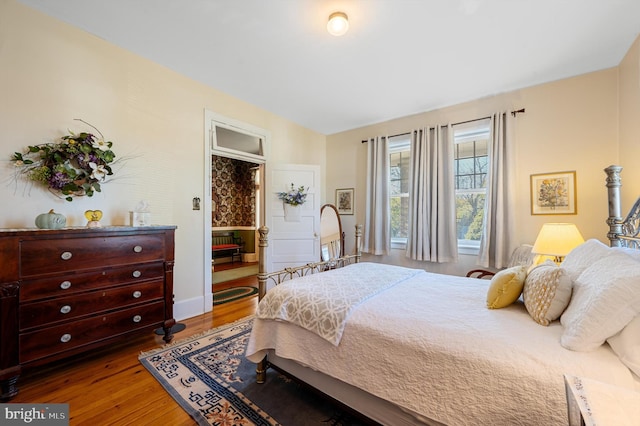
486,265,527,309
523,261,572,326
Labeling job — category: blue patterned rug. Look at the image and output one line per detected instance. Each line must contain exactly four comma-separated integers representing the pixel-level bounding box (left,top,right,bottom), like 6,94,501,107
139,317,368,425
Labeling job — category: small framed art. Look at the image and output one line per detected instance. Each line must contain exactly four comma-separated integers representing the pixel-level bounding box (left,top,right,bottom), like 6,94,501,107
336,188,354,215
530,171,577,215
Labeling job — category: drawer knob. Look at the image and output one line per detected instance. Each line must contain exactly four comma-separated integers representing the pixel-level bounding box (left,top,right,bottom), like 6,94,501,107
133,290,142,298
133,245,143,253
60,281,72,290
60,334,71,343
132,270,142,278
60,305,71,314
61,251,73,260
133,315,142,323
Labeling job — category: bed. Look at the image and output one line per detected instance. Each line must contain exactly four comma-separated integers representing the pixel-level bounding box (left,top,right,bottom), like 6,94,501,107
245,165,640,426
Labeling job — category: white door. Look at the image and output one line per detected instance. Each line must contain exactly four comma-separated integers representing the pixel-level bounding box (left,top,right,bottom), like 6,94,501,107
265,163,321,273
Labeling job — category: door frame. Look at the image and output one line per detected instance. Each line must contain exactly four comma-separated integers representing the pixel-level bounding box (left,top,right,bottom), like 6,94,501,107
203,110,270,313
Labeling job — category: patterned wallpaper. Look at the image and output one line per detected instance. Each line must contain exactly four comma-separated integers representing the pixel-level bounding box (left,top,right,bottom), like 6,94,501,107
212,156,257,227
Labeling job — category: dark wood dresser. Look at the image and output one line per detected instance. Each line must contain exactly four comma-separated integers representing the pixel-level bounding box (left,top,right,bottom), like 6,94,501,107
0,226,177,400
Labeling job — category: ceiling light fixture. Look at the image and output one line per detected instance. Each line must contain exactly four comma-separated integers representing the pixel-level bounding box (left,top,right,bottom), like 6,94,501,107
327,12,349,36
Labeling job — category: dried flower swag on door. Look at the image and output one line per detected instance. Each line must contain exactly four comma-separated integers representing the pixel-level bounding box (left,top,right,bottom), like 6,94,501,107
11,119,116,202
277,183,308,206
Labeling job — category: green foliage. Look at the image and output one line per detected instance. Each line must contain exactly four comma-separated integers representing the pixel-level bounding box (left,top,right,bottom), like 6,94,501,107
456,193,485,240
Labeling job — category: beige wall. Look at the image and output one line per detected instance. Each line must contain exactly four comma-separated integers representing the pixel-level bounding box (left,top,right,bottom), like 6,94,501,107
0,0,326,319
327,69,620,275
618,34,640,211
3,0,639,306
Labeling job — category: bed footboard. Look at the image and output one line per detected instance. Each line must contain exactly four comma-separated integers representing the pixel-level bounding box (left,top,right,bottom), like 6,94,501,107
254,224,362,384
256,224,362,300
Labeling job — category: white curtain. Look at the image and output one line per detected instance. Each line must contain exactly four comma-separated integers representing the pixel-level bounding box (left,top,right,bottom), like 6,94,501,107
363,136,390,255
477,112,514,268
405,125,458,262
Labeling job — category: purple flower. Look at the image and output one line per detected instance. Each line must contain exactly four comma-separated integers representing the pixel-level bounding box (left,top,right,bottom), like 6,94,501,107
48,172,71,190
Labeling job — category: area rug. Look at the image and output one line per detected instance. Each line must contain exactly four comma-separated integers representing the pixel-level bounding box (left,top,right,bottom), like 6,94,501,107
139,317,368,426
213,264,259,284
213,286,258,305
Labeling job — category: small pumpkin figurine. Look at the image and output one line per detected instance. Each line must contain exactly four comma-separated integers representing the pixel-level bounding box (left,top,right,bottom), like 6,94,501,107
35,209,67,230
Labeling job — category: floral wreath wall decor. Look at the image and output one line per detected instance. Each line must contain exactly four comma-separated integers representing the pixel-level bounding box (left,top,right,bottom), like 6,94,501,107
11,119,117,202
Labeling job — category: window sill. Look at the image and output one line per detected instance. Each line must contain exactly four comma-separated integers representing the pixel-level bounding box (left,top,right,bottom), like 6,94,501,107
458,243,480,256
391,241,407,250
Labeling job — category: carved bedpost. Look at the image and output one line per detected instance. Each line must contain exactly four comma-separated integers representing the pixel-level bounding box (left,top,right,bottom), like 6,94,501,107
354,224,363,262
257,226,269,301
605,165,623,247
256,226,269,384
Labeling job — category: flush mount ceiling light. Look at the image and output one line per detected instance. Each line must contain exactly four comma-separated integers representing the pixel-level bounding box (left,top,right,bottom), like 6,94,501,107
327,12,349,36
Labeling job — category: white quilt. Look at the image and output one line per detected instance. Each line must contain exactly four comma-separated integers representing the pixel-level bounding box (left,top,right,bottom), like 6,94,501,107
256,262,424,345
246,266,639,426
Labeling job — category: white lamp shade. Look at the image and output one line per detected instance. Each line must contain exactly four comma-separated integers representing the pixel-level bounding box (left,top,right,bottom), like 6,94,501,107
327,12,349,36
532,223,585,257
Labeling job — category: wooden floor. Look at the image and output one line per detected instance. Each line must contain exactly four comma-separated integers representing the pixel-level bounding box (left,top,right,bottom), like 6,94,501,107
11,264,258,426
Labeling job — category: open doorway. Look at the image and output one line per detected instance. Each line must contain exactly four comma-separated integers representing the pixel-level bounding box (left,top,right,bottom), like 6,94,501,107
204,110,269,311
211,155,261,291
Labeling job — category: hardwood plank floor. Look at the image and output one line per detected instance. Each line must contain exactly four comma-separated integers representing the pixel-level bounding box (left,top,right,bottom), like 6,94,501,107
11,265,258,426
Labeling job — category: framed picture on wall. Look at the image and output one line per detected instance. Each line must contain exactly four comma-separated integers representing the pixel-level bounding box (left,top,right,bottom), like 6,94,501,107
336,188,354,215
530,171,577,215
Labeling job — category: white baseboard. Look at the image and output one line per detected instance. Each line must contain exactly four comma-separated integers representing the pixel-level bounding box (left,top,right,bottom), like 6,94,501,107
173,294,212,322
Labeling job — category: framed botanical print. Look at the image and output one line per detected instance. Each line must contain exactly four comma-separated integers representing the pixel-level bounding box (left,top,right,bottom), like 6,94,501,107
530,171,577,215
335,188,354,215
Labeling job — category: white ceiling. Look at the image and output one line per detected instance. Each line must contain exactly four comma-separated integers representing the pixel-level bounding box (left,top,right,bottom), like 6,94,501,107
16,0,640,135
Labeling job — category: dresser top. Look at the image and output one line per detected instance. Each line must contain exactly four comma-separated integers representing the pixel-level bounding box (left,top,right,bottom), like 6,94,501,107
0,225,177,236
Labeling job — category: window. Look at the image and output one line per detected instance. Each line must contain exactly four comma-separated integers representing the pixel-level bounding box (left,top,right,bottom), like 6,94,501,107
453,120,490,250
389,135,411,248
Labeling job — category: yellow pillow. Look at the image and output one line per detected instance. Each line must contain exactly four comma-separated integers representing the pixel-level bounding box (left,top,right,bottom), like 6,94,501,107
486,265,527,309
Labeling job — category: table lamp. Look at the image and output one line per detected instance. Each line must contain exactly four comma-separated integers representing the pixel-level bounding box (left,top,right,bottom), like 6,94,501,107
532,223,584,264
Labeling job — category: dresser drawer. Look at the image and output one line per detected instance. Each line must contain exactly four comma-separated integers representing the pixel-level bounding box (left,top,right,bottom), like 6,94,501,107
19,301,165,363
20,262,165,302
20,280,165,331
20,234,166,277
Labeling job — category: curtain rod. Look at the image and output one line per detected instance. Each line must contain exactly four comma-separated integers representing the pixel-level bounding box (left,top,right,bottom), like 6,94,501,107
360,131,412,143
360,108,525,143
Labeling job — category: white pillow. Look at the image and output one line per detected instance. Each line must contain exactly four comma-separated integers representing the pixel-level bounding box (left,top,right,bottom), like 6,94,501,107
560,251,640,351
523,261,572,326
607,315,640,377
561,239,612,282
613,245,640,262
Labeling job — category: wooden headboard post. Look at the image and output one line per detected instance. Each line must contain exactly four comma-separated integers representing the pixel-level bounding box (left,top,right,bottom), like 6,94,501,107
605,165,623,247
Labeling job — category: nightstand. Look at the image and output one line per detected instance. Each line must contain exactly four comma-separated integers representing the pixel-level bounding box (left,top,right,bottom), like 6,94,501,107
564,374,640,426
